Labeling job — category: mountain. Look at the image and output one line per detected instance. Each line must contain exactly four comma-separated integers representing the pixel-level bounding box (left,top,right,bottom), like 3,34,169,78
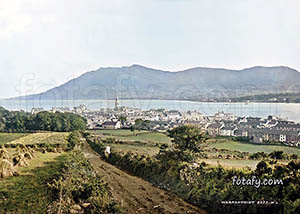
13,65,300,101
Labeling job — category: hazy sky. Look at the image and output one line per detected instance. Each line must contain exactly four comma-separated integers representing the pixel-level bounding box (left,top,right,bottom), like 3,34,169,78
0,0,300,99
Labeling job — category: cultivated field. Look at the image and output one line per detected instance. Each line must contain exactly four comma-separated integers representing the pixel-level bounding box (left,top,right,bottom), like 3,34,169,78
0,152,65,213
206,140,300,155
93,130,300,170
90,129,171,145
0,132,69,213
0,133,29,145
6,132,69,145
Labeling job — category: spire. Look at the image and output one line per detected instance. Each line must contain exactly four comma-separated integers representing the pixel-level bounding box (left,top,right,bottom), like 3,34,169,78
114,97,119,110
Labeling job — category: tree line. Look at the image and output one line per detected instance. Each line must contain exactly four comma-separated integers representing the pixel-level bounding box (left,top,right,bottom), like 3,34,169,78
0,107,86,133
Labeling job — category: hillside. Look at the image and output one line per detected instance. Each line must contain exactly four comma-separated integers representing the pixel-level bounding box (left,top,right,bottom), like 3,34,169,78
13,65,300,100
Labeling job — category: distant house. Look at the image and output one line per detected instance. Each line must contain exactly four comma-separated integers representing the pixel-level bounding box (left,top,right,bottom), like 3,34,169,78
102,121,121,129
31,108,44,114
219,126,237,136
207,123,223,137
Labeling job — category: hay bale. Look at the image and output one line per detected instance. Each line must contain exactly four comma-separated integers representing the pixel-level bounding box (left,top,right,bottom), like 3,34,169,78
12,153,29,167
24,152,33,159
56,148,63,153
0,159,15,178
0,150,10,160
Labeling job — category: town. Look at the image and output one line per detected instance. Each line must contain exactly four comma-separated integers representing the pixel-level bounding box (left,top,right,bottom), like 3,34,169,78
31,98,300,147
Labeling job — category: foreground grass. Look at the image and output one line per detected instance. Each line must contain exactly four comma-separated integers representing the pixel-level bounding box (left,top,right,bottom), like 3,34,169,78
207,140,300,155
0,152,65,214
0,133,29,145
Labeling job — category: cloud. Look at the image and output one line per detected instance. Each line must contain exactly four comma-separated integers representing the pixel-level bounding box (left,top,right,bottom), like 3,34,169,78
0,0,300,99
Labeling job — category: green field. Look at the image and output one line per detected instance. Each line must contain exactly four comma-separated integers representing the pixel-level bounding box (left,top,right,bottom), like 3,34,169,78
6,132,69,145
206,140,300,155
108,143,159,156
0,152,65,214
90,129,148,136
90,129,171,145
198,158,260,169
0,133,29,145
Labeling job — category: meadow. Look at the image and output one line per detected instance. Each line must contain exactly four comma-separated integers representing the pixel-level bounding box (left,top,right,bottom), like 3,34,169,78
90,129,171,145
206,140,300,155
0,133,29,145
6,132,69,145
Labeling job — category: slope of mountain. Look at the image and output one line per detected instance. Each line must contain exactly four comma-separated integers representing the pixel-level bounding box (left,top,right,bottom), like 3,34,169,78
14,65,300,101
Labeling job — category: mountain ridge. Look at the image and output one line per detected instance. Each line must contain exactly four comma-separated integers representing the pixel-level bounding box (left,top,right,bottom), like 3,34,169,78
10,65,300,101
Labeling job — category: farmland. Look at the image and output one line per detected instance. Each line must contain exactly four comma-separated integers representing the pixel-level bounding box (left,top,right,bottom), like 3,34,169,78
0,152,65,214
0,133,29,145
206,140,300,155
87,126,300,214
0,132,68,213
90,129,300,170
6,132,69,145
90,129,171,145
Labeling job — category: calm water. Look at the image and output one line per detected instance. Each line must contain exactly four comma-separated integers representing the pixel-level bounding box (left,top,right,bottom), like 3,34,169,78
1,99,300,122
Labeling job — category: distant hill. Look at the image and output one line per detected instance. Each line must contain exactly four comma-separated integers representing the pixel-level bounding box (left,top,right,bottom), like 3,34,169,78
13,65,300,101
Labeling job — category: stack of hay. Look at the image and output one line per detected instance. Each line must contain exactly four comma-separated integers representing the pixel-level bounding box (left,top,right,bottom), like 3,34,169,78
19,144,36,159
0,146,10,160
12,151,29,167
0,145,16,178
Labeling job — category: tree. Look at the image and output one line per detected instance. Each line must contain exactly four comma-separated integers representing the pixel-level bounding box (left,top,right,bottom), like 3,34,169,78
167,125,205,152
255,160,272,176
119,116,127,126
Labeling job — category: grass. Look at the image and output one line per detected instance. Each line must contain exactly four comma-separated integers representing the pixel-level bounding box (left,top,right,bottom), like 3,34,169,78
7,132,69,145
198,158,290,170
198,158,260,170
90,129,148,136
206,140,300,155
0,152,66,214
0,133,29,145
108,143,159,156
90,129,171,145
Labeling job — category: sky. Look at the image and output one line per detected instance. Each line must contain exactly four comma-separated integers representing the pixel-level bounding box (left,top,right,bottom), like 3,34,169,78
0,0,300,99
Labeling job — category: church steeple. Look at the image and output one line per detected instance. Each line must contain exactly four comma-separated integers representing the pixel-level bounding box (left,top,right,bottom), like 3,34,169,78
114,97,119,110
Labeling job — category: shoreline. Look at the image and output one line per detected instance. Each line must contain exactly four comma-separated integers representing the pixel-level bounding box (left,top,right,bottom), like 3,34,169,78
2,98,300,104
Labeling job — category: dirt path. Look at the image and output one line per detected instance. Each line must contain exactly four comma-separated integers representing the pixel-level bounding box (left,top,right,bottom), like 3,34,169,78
83,143,207,214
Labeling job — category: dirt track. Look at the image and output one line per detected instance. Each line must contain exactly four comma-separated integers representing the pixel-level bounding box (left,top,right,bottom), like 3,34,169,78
83,143,207,214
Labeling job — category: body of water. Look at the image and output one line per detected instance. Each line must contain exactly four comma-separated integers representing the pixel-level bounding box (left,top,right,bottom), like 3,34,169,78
1,99,300,122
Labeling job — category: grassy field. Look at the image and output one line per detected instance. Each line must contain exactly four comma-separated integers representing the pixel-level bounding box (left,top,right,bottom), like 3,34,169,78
206,140,300,155
90,129,148,136
198,158,290,170
91,129,171,145
7,132,69,145
0,133,29,145
108,143,159,156
0,152,65,214
198,158,260,170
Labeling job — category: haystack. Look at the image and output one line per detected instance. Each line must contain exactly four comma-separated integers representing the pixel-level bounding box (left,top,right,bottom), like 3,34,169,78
0,149,10,160
24,152,33,160
12,152,29,167
0,159,15,178
28,147,36,158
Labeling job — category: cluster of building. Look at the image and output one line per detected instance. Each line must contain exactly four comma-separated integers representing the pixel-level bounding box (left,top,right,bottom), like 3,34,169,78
207,115,300,146
31,98,300,147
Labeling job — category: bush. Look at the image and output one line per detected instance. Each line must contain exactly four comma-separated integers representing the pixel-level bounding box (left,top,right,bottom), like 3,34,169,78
48,151,124,214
